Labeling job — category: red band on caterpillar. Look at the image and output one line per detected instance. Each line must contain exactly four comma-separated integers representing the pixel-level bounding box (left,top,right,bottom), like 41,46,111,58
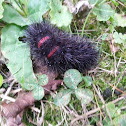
38,36,50,48
47,46,59,58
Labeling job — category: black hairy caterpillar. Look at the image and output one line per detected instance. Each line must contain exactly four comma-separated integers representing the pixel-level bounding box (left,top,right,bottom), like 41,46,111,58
23,21,99,74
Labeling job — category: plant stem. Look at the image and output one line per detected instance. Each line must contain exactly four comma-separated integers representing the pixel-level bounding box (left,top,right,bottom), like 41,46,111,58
14,0,27,17
19,0,27,17
81,9,92,37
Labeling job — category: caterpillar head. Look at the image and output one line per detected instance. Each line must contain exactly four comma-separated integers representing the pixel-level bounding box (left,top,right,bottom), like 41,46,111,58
25,22,56,48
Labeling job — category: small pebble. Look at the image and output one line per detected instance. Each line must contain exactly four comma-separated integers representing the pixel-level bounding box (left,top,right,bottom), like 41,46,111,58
103,88,112,100
114,87,125,96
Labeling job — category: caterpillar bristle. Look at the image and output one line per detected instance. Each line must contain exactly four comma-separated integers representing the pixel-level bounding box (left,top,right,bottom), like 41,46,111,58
24,21,99,74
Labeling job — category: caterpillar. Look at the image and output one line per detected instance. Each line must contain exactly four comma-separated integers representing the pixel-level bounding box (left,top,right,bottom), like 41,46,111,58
23,21,99,74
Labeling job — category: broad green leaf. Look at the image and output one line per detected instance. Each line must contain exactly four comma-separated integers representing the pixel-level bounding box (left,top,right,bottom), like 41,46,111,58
23,83,36,90
7,0,24,14
113,114,126,126
28,0,49,15
0,74,3,87
8,0,28,16
105,114,126,126
102,117,112,126
75,88,94,104
37,74,48,86
27,0,50,22
113,32,126,47
50,0,73,27
2,0,50,26
64,69,82,89
93,3,114,21
83,76,92,87
115,13,126,27
32,85,44,100
19,0,29,9
0,0,4,19
88,0,100,5
1,24,37,89
54,89,72,106
2,4,32,26
106,102,120,118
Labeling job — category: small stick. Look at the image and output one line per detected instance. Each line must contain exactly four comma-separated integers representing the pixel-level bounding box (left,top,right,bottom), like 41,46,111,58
71,96,125,125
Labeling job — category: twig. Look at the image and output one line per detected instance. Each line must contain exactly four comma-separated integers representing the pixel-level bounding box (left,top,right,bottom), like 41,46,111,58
11,88,22,95
2,80,17,102
93,84,105,104
108,83,125,94
121,106,126,110
93,84,105,121
117,57,122,69
0,94,15,102
97,67,114,75
115,68,126,87
93,84,113,123
65,105,79,118
71,96,125,125
31,106,40,113
0,88,5,94
36,101,45,126
117,0,126,7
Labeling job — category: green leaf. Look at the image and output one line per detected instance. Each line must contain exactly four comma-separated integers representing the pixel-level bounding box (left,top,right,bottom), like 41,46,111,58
101,33,109,40
27,0,50,22
113,32,126,46
23,83,36,90
0,74,3,87
109,16,118,32
115,13,126,27
64,69,82,89
2,4,32,26
113,114,126,126
54,89,72,106
3,83,8,88
19,0,29,10
106,102,120,118
28,0,49,15
88,0,100,5
110,0,119,6
32,85,44,100
93,3,114,21
0,0,4,19
75,88,94,104
49,0,73,27
1,24,37,89
2,0,50,26
7,0,26,15
105,114,126,126
37,74,48,86
83,76,92,87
